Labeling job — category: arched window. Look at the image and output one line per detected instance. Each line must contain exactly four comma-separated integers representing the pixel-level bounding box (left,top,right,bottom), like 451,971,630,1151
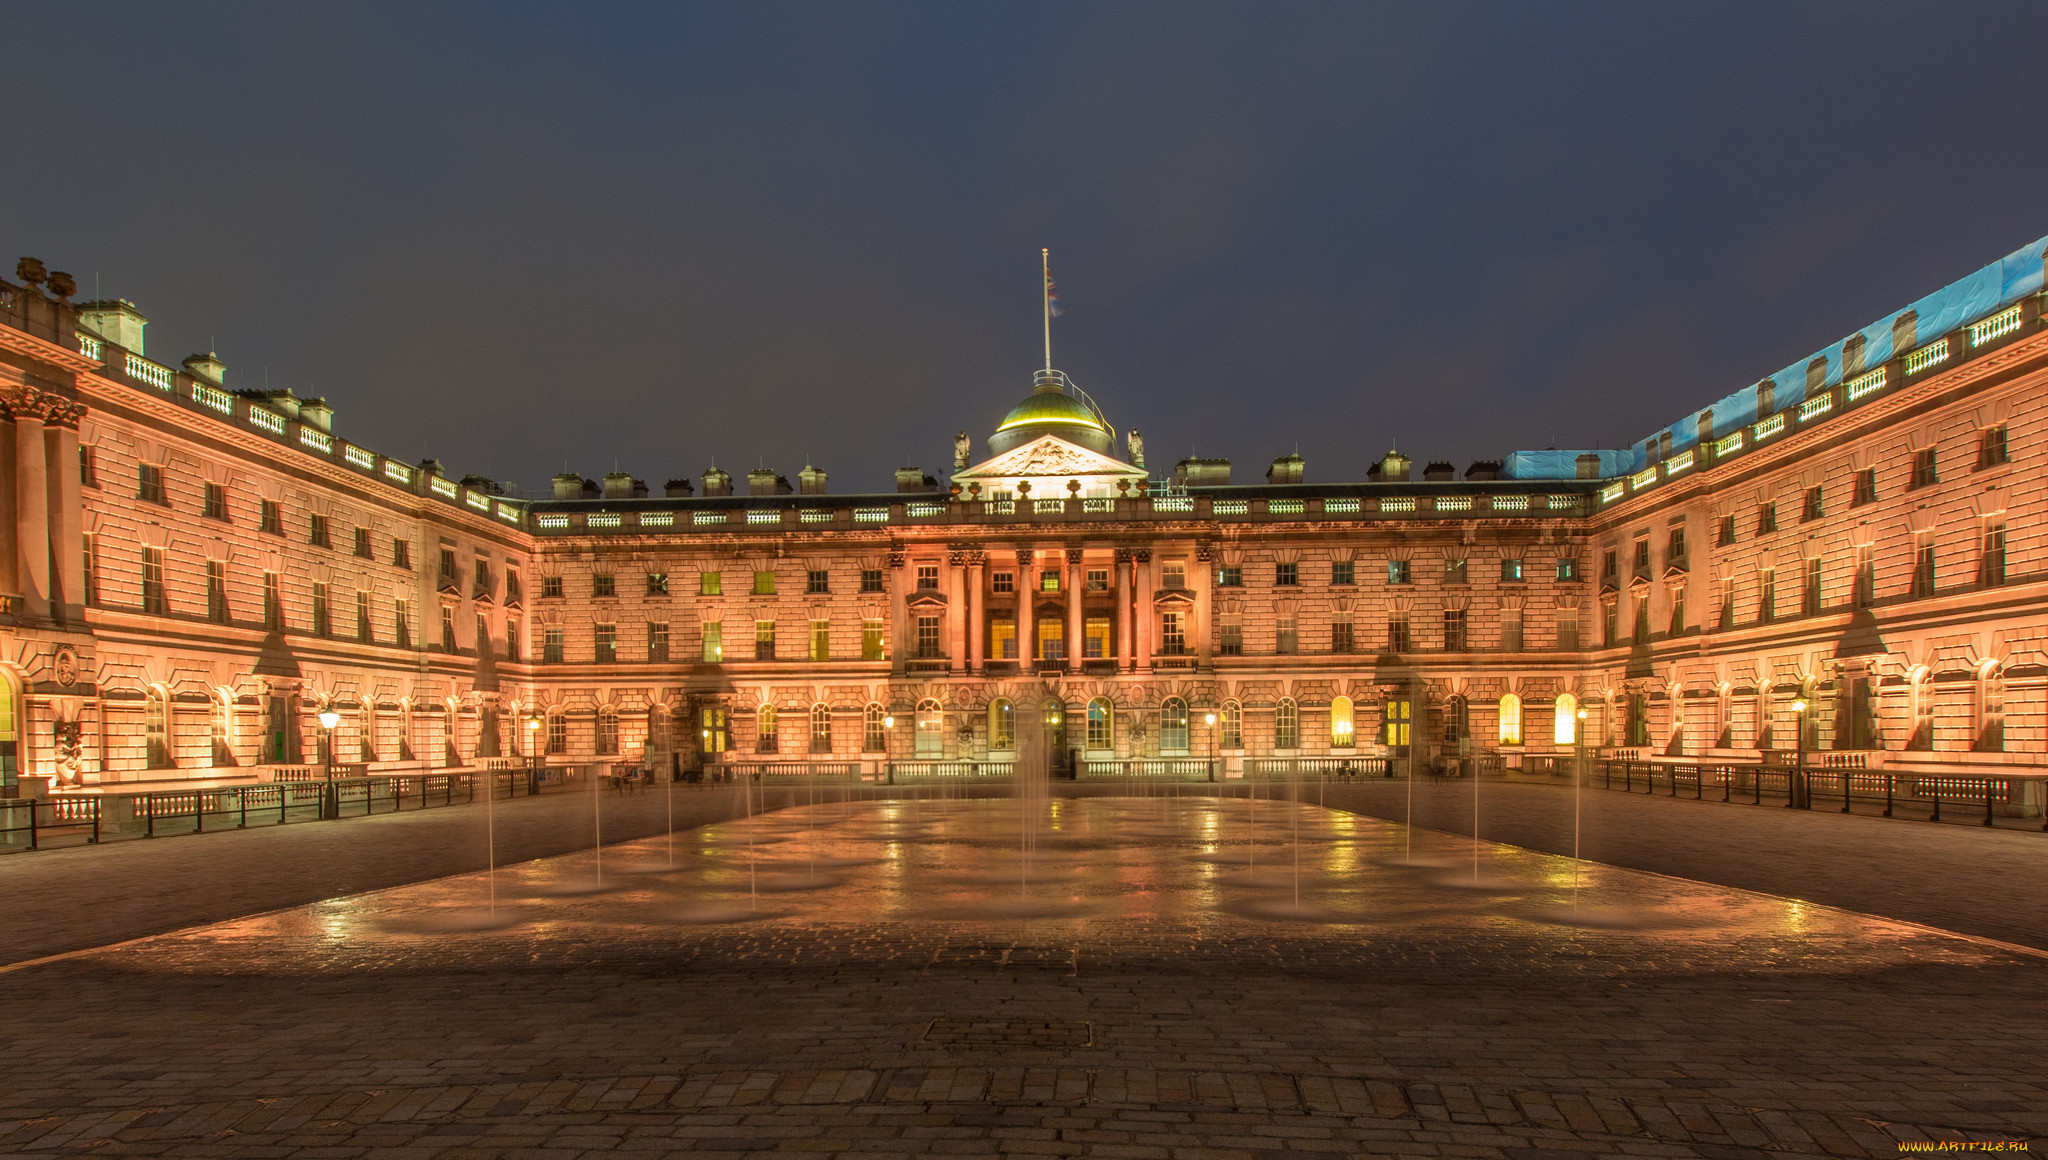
595,707,619,755
545,709,567,755
1042,699,1066,753
145,687,172,768
399,701,416,761
863,703,887,752
1554,693,1579,745
1498,693,1523,746
1444,695,1469,747
1274,697,1299,749
1329,695,1354,748
1160,697,1190,752
988,698,1015,751
914,698,944,758
0,675,17,787
756,704,778,754
1976,663,2004,752
356,705,376,762
1221,700,1243,749
1086,697,1114,750
810,703,833,753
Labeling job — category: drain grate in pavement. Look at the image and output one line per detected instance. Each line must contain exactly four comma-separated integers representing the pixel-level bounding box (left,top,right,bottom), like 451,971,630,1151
920,1019,1094,1048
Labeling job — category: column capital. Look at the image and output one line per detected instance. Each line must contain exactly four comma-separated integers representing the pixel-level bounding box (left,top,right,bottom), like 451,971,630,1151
1065,547,1084,566
0,386,85,427
1196,541,1214,562
886,550,907,570
1016,548,1036,568
1134,548,1152,564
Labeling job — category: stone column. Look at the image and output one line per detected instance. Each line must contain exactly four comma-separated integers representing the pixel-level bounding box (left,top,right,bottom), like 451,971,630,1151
966,552,985,673
48,412,84,625
1193,542,1213,668
1115,548,1135,672
1065,548,1084,672
1135,549,1154,673
889,549,909,675
14,409,50,623
947,551,967,675
1014,548,1035,669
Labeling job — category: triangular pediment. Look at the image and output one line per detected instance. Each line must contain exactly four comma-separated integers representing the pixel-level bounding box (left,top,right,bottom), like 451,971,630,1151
954,434,1147,483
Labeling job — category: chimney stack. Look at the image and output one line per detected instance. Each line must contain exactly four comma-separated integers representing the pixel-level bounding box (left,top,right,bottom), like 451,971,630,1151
702,467,733,497
77,298,148,354
1575,453,1601,479
182,352,225,385
1266,454,1304,485
798,464,828,495
552,472,583,499
603,471,635,499
663,478,694,498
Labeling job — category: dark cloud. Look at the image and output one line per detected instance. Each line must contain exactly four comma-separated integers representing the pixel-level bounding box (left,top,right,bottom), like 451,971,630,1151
5,1,2043,492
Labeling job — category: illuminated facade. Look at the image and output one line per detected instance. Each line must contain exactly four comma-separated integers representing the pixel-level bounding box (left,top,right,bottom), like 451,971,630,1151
2,237,2045,808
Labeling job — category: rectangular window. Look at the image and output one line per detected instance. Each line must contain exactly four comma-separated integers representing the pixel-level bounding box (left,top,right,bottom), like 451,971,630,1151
1555,609,1578,651
1388,560,1412,584
860,569,883,593
473,560,493,602
1160,562,1185,589
1602,601,1617,647
1331,620,1355,654
440,604,456,651
79,445,97,487
1555,557,1579,582
438,548,457,590
1039,569,1060,592
1442,608,1466,652
507,618,521,662
1981,524,2007,587
1331,560,1354,585
755,619,776,660
916,564,938,590
1274,562,1298,587
1911,540,1936,598
1854,545,1876,608
1756,504,1777,536
138,464,165,505
1036,619,1065,660
1669,586,1686,635
547,713,568,755
1444,558,1467,585
1911,448,1938,489
862,619,884,661
1803,558,1823,615
646,571,669,596
700,623,722,663
206,560,227,623
504,569,522,606
1388,614,1411,652
753,569,776,595
141,547,168,614
810,619,829,662
1717,516,1736,546
260,499,282,536
700,571,722,596
544,628,566,664
1274,616,1298,655
353,527,371,558
991,571,1015,594
1381,699,1410,748
1087,568,1111,592
391,537,411,569
595,623,617,663
914,615,940,659
864,708,886,752
203,483,227,521
475,612,491,655
991,619,1017,660
1156,613,1181,656
357,591,372,642
1219,622,1244,656
1801,487,1823,523
1500,557,1524,582
309,514,330,548
1668,526,1687,561
592,573,616,598
541,575,563,598
1633,539,1650,573
1853,469,1877,506
1759,569,1777,623
648,621,670,662
1217,565,1243,587
1501,609,1523,652
1978,426,2009,469
1633,595,1650,641
393,598,410,647
312,582,331,636
83,533,99,607
806,569,829,594
1602,549,1617,581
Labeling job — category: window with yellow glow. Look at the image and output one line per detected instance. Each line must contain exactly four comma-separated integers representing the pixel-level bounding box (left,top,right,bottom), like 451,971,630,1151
1084,618,1111,659
1554,694,1579,744
1498,694,1524,746
1036,619,1065,660
990,620,1016,660
1329,695,1355,748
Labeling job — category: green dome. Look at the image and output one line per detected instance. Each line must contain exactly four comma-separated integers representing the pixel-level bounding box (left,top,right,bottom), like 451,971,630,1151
996,389,1105,435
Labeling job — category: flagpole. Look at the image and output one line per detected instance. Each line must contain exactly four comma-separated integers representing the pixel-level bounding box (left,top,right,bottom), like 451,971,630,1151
1042,248,1052,372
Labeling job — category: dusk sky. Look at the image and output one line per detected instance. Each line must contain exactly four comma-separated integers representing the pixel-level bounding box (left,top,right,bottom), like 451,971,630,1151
9,2,2047,494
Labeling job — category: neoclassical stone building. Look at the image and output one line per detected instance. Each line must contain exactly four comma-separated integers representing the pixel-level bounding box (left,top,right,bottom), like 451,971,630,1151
2,235,2045,799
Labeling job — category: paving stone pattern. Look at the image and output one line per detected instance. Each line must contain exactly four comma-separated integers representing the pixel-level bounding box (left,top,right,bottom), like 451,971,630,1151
2,795,2043,1158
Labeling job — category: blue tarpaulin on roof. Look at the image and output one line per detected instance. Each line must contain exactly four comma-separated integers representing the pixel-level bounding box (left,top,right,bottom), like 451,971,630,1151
1506,234,2048,475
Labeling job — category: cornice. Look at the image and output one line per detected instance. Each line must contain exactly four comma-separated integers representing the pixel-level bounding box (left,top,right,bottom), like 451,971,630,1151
0,324,100,374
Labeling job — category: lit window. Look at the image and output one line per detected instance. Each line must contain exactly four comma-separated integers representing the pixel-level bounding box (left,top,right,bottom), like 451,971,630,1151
1089,617,1115,658
756,704,777,753
810,619,830,662
1498,694,1523,745
1330,695,1354,748
700,571,722,596
991,619,1016,660
753,570,776,595
1036,619,1064,661
1040,569,1061,592
1388,560,1411,584
700,622,722,663
862,619,884,661
1554,694,1578,745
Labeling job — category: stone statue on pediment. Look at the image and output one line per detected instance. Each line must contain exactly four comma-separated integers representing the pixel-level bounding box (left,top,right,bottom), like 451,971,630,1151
1127,428,1144,468
954,430,970,469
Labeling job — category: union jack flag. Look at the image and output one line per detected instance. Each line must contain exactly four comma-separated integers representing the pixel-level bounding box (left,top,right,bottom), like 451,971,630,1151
1045,267,1062,317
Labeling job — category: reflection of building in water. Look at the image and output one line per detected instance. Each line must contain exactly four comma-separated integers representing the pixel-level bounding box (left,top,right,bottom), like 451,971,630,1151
3,236,2047,810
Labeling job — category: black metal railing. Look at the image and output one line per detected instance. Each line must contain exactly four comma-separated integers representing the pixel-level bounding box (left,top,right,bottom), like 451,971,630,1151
1593,759,2046,829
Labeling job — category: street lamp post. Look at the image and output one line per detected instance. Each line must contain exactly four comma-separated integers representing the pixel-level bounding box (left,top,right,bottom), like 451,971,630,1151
317,708,341,819
1789,697,1810,809
1205,711,1218,782
882,714,895,784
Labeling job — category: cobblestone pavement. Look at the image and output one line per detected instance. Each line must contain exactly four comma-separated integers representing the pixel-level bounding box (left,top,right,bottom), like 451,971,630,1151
3,796,2043,1158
